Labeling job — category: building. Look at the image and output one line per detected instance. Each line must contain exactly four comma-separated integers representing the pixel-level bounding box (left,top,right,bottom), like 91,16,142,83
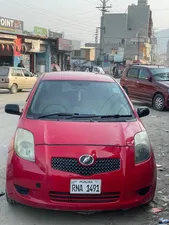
0,17,75,72
101,0,153,63
0,16,24,67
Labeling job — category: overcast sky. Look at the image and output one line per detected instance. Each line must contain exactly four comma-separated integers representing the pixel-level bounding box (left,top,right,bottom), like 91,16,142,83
1,0,169,44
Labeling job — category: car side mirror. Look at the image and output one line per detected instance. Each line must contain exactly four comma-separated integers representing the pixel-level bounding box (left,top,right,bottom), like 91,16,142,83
5,104,21,116
137,107,150,118
148,76,152,82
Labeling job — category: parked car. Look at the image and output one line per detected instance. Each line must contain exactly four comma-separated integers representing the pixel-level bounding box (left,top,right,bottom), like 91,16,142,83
120,65,169,111
0,66,37,94
5,72,156,212
85,66,105,75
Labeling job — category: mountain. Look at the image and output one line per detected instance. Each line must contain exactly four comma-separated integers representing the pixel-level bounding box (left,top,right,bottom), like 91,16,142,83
155,29,169,53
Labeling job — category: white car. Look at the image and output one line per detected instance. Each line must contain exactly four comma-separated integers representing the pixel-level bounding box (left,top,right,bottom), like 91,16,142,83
85,66,105,75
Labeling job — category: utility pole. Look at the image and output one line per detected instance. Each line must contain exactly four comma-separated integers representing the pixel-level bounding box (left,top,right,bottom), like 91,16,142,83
137,31,140,61
95,27,99,64
97,0,112,66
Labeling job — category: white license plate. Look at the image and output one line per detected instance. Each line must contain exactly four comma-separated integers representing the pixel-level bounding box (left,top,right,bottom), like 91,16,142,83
70,180,101,194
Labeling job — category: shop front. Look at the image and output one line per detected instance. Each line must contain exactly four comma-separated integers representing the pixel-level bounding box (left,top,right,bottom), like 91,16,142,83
0,33,16,66
0,17,24,66
22,38,49,73
57,38,72,71
48,30,63,72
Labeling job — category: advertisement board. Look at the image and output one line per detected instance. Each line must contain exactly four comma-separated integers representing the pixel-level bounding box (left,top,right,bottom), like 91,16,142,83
58,38,72,51
34,26,47,37
0,17,23,33
48,30,62,39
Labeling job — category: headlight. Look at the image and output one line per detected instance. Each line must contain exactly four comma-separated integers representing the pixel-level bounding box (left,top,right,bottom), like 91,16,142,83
14,128,35,162
134,131,151,164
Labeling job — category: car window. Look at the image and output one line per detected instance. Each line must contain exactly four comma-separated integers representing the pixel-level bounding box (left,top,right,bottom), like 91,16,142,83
27,80,133,120
0,67,9,76
23,69,32,77
139,69,150,80
14,69,23,77
127,68,139,78
150,68,169,81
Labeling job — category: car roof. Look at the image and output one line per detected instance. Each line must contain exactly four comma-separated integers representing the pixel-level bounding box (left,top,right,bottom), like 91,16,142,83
129,65,166,69
41,72,115,82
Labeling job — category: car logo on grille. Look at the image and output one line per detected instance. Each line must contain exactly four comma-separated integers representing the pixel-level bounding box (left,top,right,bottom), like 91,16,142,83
79,155,94,166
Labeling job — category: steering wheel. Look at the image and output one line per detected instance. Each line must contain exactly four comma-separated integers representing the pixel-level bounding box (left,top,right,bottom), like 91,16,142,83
42,104,67,114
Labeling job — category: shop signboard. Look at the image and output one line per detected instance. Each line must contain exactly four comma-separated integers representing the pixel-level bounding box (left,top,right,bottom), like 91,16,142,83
34,26,47,37
48,30,62,39
0,17,23,33
58,38,72,51
31,40,41,52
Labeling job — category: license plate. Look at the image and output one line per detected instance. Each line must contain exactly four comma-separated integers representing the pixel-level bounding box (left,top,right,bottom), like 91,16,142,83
70,180,101,194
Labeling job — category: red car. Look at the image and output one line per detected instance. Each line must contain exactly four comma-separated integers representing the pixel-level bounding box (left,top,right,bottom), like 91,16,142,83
120,65,169,111
5,72,157,212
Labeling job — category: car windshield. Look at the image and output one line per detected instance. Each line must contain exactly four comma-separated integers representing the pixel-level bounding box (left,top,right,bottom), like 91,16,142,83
27,80,133,121
150,68,169,81
0,67,9,76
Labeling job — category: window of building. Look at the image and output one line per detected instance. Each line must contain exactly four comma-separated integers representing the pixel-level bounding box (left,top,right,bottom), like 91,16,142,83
74,50,81,57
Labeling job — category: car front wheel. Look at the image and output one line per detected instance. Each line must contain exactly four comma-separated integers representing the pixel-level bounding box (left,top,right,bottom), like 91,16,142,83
153,94,165,111
6,191,17,205
10,84,18,94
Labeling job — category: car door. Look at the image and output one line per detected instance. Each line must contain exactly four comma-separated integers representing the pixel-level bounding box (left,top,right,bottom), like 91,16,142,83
137,68,156,103
125,67,139,99
13,68,25,89
22,69,37,89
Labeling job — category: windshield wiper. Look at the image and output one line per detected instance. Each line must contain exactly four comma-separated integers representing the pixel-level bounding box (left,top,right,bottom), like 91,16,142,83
37,113,77,119
100,114,133,119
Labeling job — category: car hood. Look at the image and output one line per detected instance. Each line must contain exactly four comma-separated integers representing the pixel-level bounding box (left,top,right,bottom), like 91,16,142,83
156,81,169,88
20,119,143,146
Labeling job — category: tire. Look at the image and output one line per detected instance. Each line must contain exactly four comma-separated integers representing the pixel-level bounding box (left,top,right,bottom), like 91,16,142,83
153,94,165,111
10,84,18,94
6,191,17,205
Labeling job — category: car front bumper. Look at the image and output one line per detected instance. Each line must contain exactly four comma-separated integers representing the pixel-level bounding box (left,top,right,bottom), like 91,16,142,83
6,148,157,211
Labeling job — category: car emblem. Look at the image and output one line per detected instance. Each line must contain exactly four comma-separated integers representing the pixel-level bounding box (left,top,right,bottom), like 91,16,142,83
79,155,94,166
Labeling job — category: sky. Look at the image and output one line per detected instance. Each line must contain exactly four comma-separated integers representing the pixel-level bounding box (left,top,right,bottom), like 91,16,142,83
0,0,169,44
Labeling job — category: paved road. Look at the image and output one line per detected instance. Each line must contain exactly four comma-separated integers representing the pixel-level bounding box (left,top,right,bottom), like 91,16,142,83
0,90,169,225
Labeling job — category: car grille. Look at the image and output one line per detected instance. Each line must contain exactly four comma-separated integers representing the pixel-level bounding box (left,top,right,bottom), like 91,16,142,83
51,157,120,176
49,191,120,203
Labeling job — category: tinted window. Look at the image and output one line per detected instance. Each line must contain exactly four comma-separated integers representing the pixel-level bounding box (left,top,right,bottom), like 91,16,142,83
27,81,133,119
0,67,9,76
139,69,150,80
127,68,139,78
150,68,169,81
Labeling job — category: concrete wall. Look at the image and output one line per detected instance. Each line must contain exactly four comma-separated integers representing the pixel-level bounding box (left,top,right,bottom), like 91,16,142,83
128,4,150,37
71,40,81,50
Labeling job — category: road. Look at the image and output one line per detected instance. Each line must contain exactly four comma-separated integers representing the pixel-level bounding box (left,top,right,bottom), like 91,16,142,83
0,89,169,225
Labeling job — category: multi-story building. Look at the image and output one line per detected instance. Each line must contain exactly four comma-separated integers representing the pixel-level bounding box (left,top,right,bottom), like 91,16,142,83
101,0,153,63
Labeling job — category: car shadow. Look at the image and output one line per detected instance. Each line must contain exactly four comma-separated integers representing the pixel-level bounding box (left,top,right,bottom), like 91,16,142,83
6,203,153,225
0,89,31,94
132,101,169,112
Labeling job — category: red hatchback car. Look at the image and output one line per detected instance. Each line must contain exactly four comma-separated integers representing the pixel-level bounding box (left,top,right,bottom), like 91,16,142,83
5,72,157,212
120,65,169,111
